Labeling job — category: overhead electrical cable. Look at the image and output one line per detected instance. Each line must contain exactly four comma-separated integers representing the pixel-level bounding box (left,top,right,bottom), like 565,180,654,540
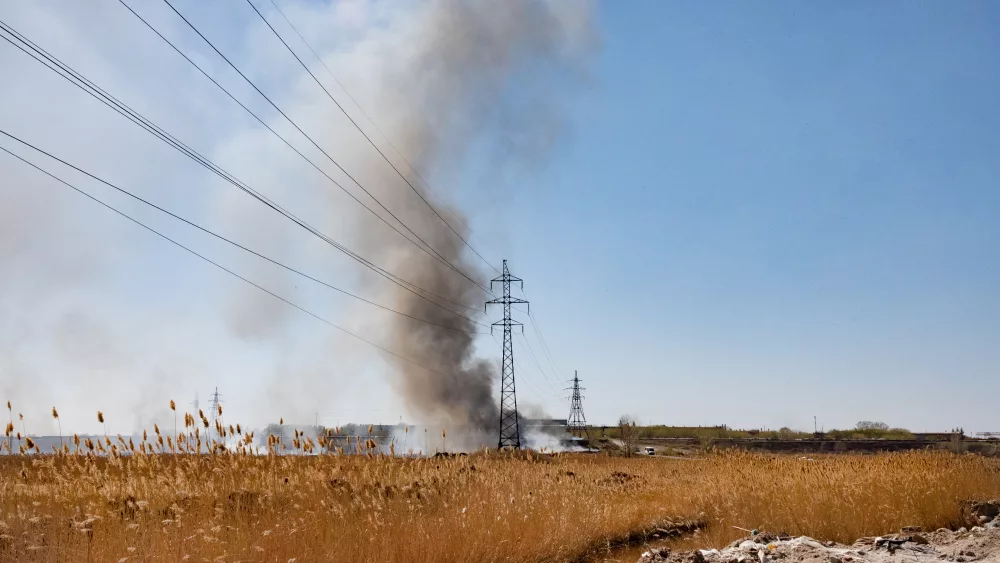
526,309,565,379
262,0,480,244
0,144,460,379
514,291,565,381
0,20,481,320
115,0,489,296
141,0,492,295
516,332,562,396
0,128,485,335
0,20,486,324
247,0,498,275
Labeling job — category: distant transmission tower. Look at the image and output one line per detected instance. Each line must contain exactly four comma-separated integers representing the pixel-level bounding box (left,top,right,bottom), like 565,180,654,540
191,393,199,413
209,387,224,421
487,260,529,450
567,371,589,438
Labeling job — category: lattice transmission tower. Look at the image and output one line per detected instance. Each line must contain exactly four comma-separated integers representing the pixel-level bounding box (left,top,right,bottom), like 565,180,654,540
486,260,528,449
209,387,224,422
567,371,589,438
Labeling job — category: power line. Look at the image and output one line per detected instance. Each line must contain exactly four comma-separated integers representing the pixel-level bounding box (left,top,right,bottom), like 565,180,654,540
246,0,498,275
145,0,492,296
516,332,561,396
511,304,563,392
0,19,485,323
113,1,492,302
512,299,568,404
528,311,562,376
261,0,479,242
0,18,473,317
0,128,486,335
0,143,460,379
517,297,564,381
529,311,563,376
260,0,473,238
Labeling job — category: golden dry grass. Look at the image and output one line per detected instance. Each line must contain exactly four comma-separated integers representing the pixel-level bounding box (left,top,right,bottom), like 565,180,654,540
1,431,1000,562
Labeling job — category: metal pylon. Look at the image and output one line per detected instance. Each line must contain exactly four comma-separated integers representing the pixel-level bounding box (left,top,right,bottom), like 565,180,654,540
486,260,528,449
567,371,589,439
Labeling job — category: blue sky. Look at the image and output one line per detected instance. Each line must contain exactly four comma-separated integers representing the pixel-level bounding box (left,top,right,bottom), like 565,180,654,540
1,1,998,436
490,1,1000,431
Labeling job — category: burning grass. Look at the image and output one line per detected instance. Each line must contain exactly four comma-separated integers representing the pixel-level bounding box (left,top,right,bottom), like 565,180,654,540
2,428,1000,562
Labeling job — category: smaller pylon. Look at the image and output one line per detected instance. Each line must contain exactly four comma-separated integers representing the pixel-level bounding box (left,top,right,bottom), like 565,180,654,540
209,387,224,421
566,371,589,439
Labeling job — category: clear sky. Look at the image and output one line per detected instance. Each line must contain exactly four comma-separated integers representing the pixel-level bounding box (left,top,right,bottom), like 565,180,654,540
503,1,1000,432
1,1,998,437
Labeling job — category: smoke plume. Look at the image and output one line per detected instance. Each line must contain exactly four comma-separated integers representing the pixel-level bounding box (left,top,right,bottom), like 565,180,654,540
340,0,595,446
0,0,594,438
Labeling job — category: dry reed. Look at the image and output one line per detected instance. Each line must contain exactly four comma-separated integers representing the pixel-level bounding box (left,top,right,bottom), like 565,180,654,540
1,415,999,562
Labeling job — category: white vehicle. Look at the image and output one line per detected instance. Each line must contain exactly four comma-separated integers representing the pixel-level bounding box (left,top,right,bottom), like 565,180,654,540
643,446,655,456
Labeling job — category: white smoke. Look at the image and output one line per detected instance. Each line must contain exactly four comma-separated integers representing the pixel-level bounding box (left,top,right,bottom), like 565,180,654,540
0,0,596,440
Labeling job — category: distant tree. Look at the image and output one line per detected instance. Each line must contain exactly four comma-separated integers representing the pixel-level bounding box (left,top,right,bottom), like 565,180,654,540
856,421,889,431
618,415,639,457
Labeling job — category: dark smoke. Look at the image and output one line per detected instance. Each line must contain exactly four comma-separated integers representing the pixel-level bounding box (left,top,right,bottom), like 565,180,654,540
391,235,499,440
0,0,594,437
365,0,596,447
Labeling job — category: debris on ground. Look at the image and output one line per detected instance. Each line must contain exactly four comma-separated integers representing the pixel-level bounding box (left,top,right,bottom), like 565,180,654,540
961,500,1000,528
638,504,1000,563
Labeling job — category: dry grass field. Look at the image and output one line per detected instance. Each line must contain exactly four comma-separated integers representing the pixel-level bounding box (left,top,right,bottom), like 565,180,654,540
2,421,1000,562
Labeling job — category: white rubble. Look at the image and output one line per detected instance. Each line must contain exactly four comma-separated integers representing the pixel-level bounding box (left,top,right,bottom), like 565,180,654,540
639,526,1000,563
